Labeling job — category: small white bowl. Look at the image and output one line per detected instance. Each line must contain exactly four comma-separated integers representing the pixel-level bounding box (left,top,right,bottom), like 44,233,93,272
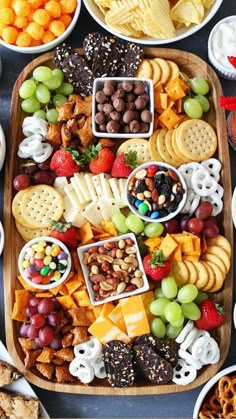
0,124,6,172
208,16,236,80
0,0,81,54
92,77,154,138
193,364,236,418
125,162,187,223
77,233,149,306
83,0,223,45
0,222,4,256
18,236,72,290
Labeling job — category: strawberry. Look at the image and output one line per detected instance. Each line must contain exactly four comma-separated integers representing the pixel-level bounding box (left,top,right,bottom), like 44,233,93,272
111,151,138,178
194,299,225,330
50,148,82,177
50,221,78,248
142,250,171,282
84,144,115,174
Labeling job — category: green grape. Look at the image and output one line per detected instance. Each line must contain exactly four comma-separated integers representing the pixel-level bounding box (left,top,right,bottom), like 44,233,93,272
46,108,59,124
33,110,46,120
150,318,166,338
144,222,164,238
33,66,52,82
154,287,164,299
19,79,37,99
190,77,210,95
161,276,178,299
136,237,147,258
53,94,67,107
160,313,168,323
170,314,185,327
164,301,182,324
194,291,208,305
52,68,64,81
149,297,170,316
56,82,74,96
126,214,144,234
111,212,128,233
35,84,51,104
177,284,198,304
194,94,210,113
166,323,183,339
183,98,203,119
181,302,201,320
21,97,41,113
43,76,62,90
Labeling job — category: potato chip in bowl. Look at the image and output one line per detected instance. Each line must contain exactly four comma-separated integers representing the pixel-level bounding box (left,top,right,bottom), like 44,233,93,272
83,0,223,45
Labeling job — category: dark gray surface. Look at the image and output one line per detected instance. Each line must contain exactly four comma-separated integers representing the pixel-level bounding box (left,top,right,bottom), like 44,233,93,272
0,2,236,418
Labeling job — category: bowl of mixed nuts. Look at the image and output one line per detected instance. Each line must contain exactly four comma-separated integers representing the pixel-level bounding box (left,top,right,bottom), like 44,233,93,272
77,233,149,305
125,162,187,223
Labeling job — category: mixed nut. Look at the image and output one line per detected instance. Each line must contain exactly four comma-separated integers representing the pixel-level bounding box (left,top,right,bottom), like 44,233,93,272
82,238,144,301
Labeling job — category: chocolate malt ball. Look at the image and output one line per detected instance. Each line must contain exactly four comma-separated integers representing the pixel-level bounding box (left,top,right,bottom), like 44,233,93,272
122,80,133,92
110,111,121,121
139,122,149,133
95,90,107,103
123,110,135,124
111,88,125,100
97,103,104,112
133,81,146,95
113,98,125,112
103,84,115,96
123,124,131,133
139,92,150,103
125,102,135,111
126,92,135,102
99,124,107,132
95,112,106,124
106,120,120,133
103,103,114,114
104,80,116,88
141,109,152,123
130,120,140,133
134,96,147,110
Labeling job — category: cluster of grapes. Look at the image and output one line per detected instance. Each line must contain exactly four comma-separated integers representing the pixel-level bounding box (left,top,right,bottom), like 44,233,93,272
19,65,74,123
179,201,219,238
111,211,164,237
183,76,210,119
149,277,206,340
13,157,54,191
19,296,63,349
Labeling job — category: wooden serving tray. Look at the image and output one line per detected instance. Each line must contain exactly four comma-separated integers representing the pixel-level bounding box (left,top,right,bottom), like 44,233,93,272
3,48,233,395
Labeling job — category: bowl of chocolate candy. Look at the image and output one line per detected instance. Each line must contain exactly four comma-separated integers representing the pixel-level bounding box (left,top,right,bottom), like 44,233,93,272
92,77,154,138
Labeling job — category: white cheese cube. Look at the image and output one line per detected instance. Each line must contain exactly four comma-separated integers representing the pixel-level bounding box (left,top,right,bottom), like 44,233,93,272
84,173,98,201
73,172,92,202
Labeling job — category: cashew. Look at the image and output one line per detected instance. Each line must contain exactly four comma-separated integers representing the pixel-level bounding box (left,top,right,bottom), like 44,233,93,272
134,270,143,278
117,282,126,294
88,252,99,263
97,254,113,263
100,281,114,291
125,246,137,254
124,256,138,266
130,277,143,288
91,265,99,275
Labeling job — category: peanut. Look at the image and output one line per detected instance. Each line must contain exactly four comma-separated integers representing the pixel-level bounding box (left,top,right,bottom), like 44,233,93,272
117,282,126,294
90,274,106,283
91,265,99,275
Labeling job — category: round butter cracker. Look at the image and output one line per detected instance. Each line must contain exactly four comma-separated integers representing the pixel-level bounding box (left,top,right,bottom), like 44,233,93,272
117,138,152,164
149,130,163,161
153,58,170,84
16,221,50,241
12,188,37,229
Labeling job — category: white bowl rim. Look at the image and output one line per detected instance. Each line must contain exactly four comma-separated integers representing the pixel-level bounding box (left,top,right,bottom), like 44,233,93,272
233,302,236,330
18,236,72,290
125,161,187,223
0,221,4,256
208,15,236,75
193,364,236,418
231,187,236,229
83,0,223,45
0,124,6,172
0,0,81,54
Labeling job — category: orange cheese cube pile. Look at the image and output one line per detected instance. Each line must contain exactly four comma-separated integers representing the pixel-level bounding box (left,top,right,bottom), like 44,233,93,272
0,0,77,47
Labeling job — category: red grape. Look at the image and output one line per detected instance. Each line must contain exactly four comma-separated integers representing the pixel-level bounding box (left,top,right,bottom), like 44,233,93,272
19,323,29,337
50,335,62,350
31,313,46,329
204,216,217,225
47,312,61,327
13,174,31,191
33,171,54,185
38,298,55,315
180,216,191,231
29,296,40,307
27,324,39,339
39,325,54,345
26,305,38,318
34,337,44,347
195,201,213,220
51,297,61,310
23,163,37,176
37,158,51,170
188,218,204,234
164,219,180,234
202,220,219,238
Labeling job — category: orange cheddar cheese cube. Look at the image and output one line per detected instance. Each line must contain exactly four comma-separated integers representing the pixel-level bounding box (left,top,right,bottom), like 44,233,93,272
108,303,127,334
88,317,130,345
93,305,104,319
100,302,115,318
141,291,155,322
120,295,150,338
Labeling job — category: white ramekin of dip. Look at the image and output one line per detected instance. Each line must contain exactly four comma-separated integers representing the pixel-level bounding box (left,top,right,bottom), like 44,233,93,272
208,15,236,80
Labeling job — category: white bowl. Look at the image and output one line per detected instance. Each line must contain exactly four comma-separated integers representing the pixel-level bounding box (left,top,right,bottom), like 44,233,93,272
92,77,154,138
234,303,236,330
125,162,187,223
0,124,6,172
0,221,4,256
208,16,236,80
231,187,236,228
18,236,72,290
0,0,81,54
193,364,236,418
83,0,223,45
77,233,149,306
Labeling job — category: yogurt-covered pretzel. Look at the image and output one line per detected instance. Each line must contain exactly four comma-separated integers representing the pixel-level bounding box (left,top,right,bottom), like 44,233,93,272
180,328,198,351
178,162,201,188
22,116,48,137
203,193,223,216
178,348,202,370
201,158,221,182
175,320,194,344
74,337,102,361
191,167,218,197
32,142,53,163
91,356,106,379
172,359,197,385
18,135,43,158
69,358,94,383
191,336,220,365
